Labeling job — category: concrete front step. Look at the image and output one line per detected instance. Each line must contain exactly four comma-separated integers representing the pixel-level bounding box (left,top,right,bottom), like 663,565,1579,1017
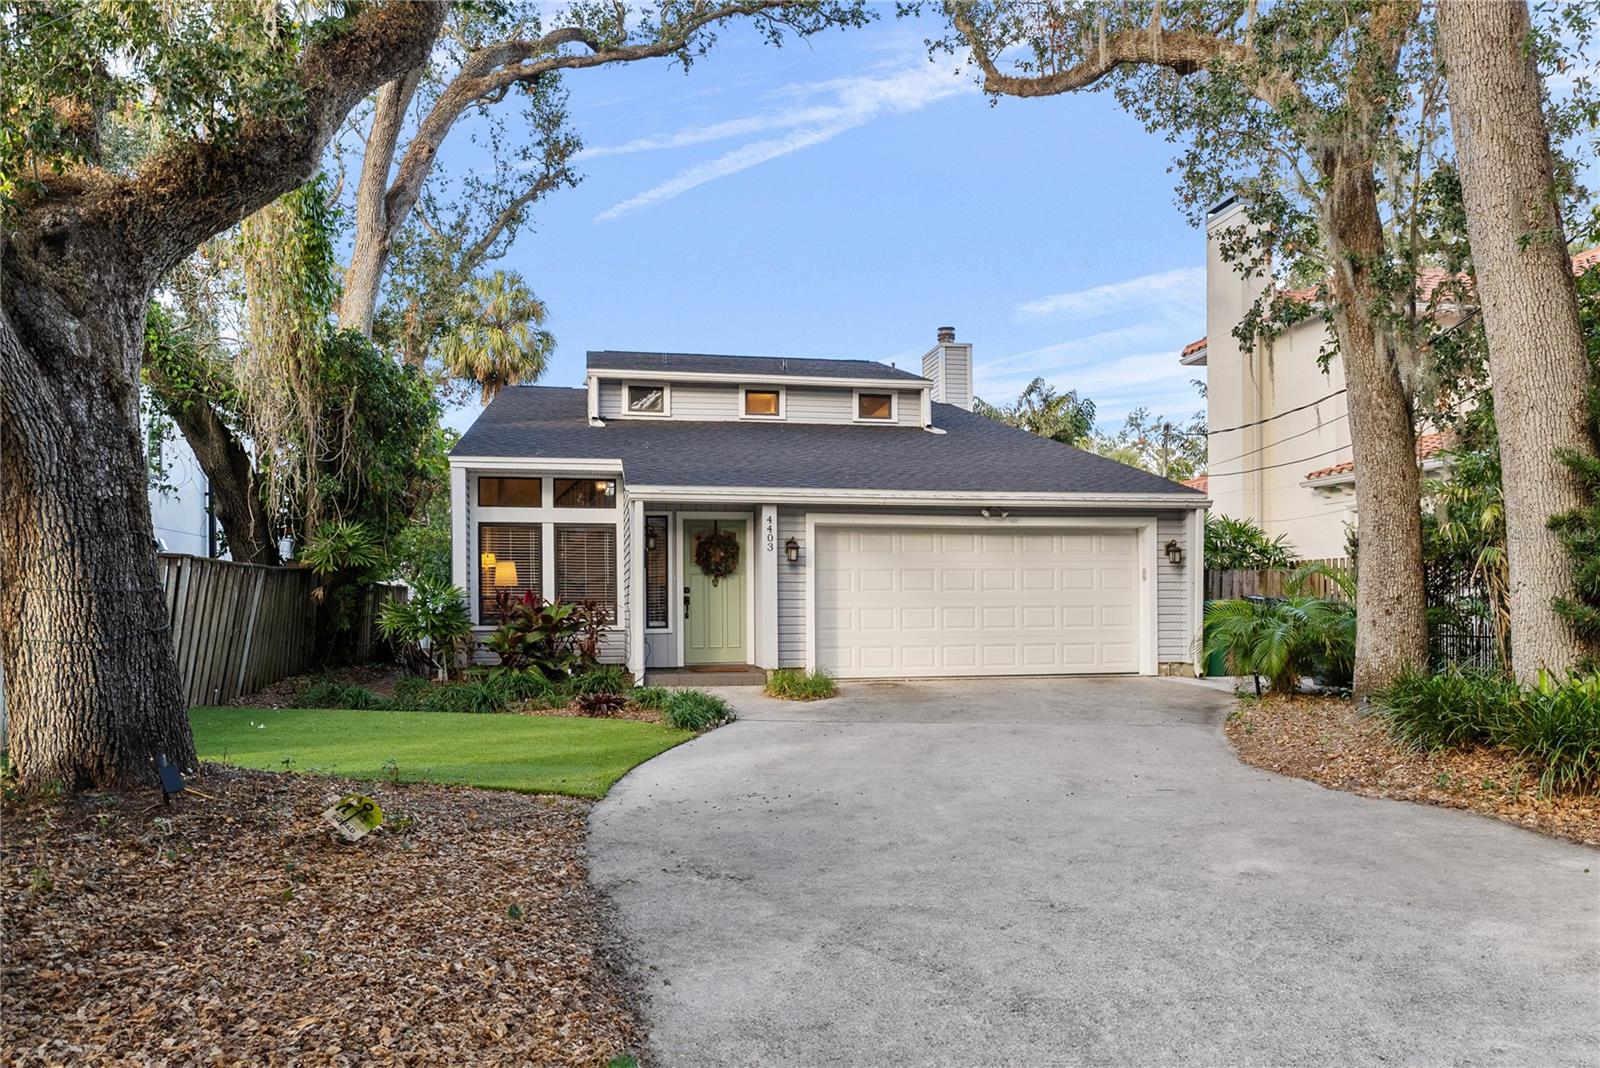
644,666,767,687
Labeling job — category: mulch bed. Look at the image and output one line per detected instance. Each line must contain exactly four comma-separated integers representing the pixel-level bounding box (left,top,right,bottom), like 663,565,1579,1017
227,665,403,709
1,766,646,1066
1225,694,1600,847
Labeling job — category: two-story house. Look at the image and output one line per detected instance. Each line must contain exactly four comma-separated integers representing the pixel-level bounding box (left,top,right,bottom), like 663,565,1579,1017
449,330,1208,681
1183,199,1454,558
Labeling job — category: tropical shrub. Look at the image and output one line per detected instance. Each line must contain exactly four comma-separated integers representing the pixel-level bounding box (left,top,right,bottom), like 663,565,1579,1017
576,691,629,717
765,668,837,701
1202,584,1354,694
1204,514,1298,570
663,690,735,731
292,680,388,710
483,593,601,678
377,575,473,680
1376,670,1600,795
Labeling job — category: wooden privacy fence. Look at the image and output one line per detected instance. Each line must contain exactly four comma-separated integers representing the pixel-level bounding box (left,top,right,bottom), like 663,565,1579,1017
160,554,317,706
1204,558,1352,602
159,554,403,707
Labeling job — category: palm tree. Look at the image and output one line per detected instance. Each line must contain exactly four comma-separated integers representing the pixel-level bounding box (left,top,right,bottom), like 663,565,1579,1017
441,270,555,404
974,377,1096,446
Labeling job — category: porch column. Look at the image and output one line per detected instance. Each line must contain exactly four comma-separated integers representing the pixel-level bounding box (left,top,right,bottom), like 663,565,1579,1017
755,504,779,670
628,497,646,681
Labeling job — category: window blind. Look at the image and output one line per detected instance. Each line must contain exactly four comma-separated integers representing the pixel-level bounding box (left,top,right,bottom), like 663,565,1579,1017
556,525,617,622
478,524,541,622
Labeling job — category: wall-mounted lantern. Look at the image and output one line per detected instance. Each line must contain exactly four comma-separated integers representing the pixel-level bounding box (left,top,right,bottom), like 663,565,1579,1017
645,527,658,552
1164,539,1185,567
785,537,800,563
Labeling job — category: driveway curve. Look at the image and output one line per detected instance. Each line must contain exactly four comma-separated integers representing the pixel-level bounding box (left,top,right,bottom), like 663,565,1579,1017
589,677,1598,1066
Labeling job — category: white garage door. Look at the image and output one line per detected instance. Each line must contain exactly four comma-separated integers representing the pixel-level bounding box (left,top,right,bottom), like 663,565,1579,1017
814,524,1143,678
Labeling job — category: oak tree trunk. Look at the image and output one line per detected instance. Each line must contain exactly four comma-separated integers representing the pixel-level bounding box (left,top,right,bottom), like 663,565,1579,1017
2,270,193,788
0,1,445,791
1437,0,1597,680
1325,154,1431,697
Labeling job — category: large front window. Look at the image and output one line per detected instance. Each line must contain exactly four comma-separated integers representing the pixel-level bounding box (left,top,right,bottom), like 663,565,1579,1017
478,524,541,622
555,525,617,621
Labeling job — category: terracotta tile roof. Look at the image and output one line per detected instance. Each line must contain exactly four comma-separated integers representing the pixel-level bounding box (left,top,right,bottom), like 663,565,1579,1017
1280,245,1600,308
1181,474,1208,492
1178,247,1600,361
1304,432,1450,482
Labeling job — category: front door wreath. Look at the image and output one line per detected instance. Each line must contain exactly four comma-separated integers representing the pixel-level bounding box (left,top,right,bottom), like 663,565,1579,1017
693,524,740,586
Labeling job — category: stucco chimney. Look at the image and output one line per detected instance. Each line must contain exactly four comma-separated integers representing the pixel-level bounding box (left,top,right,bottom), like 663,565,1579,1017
922,326,973,410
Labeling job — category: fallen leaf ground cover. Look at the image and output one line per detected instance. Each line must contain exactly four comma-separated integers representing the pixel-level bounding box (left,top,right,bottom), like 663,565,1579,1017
1,767,646,1066
1226,694,1600,846
193,706,693,799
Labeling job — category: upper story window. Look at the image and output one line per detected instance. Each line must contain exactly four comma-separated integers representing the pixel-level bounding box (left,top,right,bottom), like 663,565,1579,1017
626,383,667,416
742,387,783,418
479,476,541,507
855,391,895,422
554,478,617,509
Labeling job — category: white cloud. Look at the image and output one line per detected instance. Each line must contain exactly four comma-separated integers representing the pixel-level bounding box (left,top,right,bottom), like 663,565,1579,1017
594,58,972,221
1014,266,1205,322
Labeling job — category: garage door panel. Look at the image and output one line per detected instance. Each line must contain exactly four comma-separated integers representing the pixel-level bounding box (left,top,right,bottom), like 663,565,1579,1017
815,522,1143,678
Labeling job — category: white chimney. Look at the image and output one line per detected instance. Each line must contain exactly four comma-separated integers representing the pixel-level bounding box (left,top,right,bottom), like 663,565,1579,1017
922,325,973,410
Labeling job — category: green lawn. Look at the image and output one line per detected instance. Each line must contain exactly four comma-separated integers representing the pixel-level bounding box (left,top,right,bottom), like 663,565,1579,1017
190,707,695,798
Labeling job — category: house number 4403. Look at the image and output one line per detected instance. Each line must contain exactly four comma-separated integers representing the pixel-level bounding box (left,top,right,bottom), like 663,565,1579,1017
765,515,776,553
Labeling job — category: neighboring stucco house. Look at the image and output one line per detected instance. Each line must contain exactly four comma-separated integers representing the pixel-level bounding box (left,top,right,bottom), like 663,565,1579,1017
449,330,1208,681
1189,197,1598,559
1184,198,1456,558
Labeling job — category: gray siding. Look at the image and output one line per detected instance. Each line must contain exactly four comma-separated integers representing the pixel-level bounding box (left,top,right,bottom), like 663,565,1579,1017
776,506,1198,672
1156,513,1193,663
598,379,923,426
777,508,809,667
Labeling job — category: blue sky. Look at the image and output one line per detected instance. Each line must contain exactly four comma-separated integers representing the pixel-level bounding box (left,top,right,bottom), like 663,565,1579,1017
441,11,1207,433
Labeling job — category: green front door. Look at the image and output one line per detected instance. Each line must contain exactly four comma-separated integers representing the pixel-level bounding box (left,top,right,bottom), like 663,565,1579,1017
683,519,747,665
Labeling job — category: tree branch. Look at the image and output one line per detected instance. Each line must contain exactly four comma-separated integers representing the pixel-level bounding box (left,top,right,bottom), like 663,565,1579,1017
947,2,1305,111
77,2,446,284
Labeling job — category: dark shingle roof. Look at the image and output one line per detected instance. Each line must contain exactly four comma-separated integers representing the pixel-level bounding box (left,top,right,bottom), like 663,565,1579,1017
454,387,1203,498
587,350,929,383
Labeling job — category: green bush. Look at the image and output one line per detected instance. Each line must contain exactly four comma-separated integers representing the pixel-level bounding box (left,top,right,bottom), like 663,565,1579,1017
377,575,474,680
1373,667,1519,750
1202,589,1354,694
390,675,436,709
569,664,635,695
664,690,735,731
1376,670,1600,794
1507,673,1600,795
1205,514,1297,570
628,686,674,712
293,680,389,710
765,668,837,701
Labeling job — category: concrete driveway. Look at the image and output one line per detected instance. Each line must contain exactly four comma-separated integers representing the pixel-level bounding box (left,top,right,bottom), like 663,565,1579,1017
588,677,1599,1066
